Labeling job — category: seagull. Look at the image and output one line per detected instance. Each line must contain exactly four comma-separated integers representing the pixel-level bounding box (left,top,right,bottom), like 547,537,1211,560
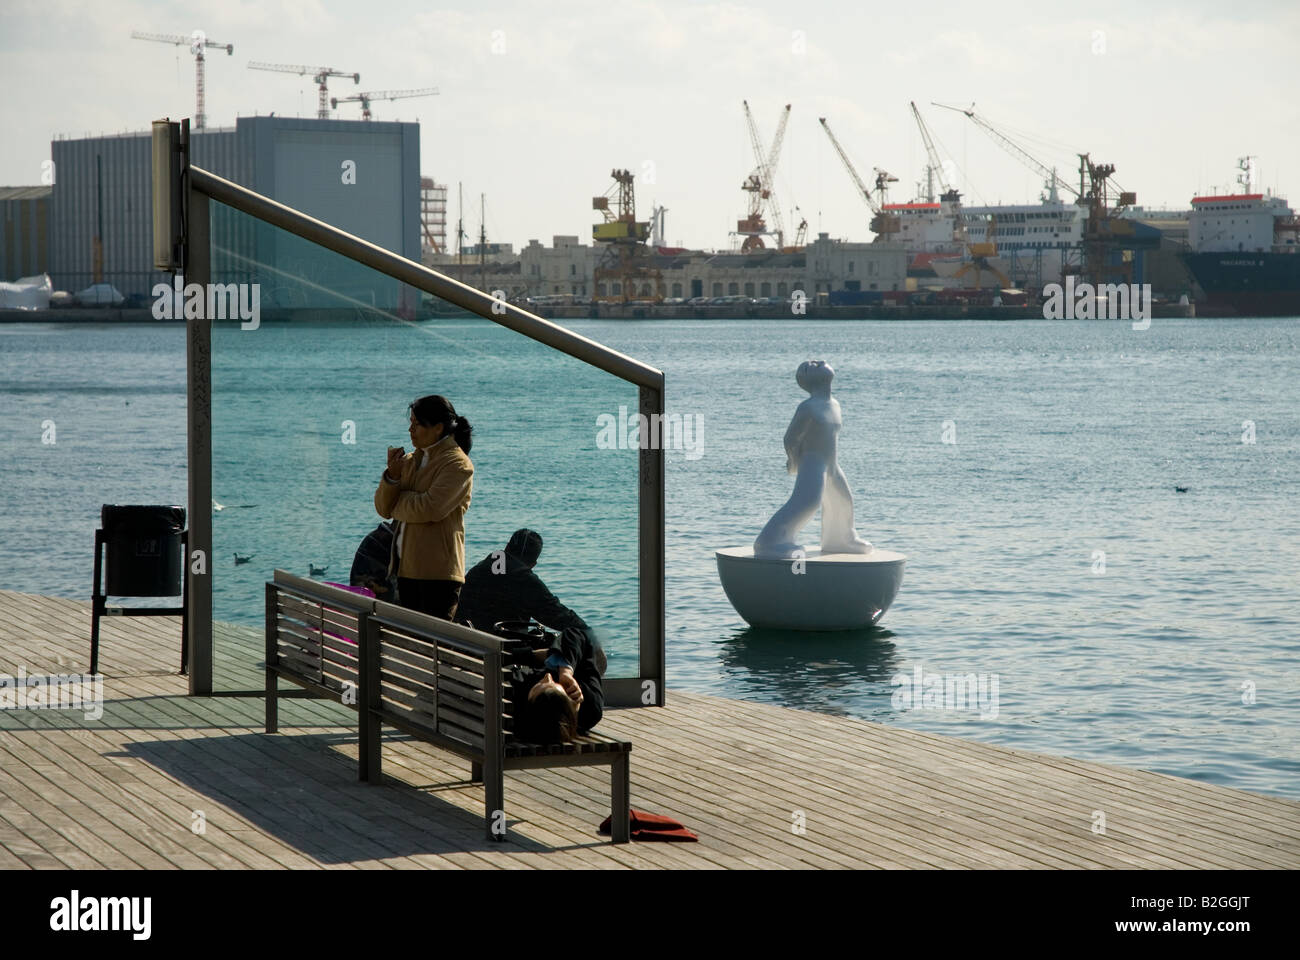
308,563,329,576
1175,486,1189,493
234,553,254,564
212,499,225,511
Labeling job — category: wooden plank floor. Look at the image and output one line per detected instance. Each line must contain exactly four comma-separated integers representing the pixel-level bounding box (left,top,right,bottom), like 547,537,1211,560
2,589,1297,869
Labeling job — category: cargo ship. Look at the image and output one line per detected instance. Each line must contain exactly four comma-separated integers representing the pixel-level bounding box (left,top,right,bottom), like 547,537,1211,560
1182,160,1300,316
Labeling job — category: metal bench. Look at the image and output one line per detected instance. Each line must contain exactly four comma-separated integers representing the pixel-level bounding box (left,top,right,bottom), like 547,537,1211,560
264,570,631,843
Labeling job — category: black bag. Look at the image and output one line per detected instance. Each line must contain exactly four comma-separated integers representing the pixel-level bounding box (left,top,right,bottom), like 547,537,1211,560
349,521,398,601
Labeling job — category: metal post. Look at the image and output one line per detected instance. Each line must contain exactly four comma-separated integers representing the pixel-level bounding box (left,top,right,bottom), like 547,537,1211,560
264,582,278,733
638,382,666,707
483,648,504,841
185,136,213,695
359,616,381,782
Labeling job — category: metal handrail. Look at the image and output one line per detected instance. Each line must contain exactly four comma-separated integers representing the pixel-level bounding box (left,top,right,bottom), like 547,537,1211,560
188,166,664,391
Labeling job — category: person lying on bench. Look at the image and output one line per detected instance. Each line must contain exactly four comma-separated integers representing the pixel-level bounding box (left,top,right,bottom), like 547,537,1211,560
457,528,605,671
510,623,603,744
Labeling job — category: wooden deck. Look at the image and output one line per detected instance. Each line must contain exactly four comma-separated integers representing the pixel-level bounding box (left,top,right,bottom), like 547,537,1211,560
1,588,1297,869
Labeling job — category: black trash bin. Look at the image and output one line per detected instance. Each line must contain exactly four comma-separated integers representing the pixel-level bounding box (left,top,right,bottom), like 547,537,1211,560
91,504,188,675
102,504,185,597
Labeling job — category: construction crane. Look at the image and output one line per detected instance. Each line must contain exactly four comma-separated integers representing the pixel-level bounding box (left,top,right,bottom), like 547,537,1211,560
131,29,234,130
932,102,1078,201
736,101,791,252
817,117,900,239
249,62,360,119
331,87,439,120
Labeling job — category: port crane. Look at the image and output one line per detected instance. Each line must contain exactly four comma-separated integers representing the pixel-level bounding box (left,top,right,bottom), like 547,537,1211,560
910,101,970,248
249,62,360,119
931,102,1079,201
933,102,1140,288
817,117,900,239
909,102,963,206
331,87,439,120
736,101,791,252
592,169,659,302
131,29,234,130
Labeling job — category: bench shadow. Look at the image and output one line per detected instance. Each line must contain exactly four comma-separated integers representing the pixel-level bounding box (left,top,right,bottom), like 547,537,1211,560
118,731,604,861
0,693,355,732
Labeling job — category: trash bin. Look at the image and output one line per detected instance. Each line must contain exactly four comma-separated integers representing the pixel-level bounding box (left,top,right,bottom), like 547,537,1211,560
101,504,185,597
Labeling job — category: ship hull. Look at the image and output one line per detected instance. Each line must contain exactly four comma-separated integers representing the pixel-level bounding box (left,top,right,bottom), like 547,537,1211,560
1184,252,1300,317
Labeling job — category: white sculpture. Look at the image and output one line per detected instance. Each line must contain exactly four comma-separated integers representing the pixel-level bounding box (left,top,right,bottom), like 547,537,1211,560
716,359,906,630
754,360,872,559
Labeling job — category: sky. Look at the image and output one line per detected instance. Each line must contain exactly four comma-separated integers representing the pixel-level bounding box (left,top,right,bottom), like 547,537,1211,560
2,0,1298,251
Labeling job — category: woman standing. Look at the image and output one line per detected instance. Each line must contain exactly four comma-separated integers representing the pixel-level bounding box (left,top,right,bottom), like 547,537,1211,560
374,395,474,620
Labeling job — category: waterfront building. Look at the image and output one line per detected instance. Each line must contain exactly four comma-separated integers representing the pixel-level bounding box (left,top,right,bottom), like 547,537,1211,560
45,117,421,306
0,186,51,282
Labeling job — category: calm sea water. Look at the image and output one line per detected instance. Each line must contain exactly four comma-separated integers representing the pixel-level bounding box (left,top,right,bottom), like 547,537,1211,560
2,316,1298,799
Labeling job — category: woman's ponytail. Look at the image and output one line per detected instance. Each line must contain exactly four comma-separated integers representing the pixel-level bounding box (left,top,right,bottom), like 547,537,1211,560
451,415,473,454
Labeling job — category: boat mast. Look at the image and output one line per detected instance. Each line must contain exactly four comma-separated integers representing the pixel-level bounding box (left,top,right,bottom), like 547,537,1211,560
457,183,464,269
478,193,487,291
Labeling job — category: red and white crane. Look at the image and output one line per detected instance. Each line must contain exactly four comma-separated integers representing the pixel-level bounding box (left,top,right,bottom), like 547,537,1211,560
248,62,361,119
736,101,791,252
131,29,234,130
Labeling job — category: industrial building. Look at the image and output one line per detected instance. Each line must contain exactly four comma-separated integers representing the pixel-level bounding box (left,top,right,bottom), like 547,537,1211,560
40,116,420,306
427,232,908,302
0,186,51,282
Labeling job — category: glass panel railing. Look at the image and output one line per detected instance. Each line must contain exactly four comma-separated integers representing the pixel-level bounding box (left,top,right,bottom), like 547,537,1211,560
206,201,641,683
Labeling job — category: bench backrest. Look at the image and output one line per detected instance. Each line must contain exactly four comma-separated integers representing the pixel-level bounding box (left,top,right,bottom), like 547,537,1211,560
267,573,565,757
266,571,373,701
365,598,516,757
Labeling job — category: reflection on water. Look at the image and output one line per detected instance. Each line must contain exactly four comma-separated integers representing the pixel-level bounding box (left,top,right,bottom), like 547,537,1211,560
717,625,902,718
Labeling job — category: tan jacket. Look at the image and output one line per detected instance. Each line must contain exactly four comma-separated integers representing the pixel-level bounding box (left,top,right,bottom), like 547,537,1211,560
374,435,474,582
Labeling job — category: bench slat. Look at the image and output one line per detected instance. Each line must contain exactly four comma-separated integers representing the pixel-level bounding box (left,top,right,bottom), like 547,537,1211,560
276,647,322,678
377,640,440,676
379,653,438,691
379,682,438,720
388,634,489,677
276,622,322,654
437,674,486,706
277,598,363,643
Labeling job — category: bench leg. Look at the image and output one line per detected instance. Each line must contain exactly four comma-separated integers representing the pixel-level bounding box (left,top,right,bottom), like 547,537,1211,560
265,671,278,734
485,760,505,843
361,709,381,783
611,753,630,844
470,761,482,783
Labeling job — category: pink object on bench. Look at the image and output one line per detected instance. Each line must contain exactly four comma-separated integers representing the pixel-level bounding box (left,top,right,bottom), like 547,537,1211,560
325,582,375,598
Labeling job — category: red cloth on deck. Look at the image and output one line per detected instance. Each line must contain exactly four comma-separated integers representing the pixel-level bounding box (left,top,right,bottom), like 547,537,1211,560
599,808,698,842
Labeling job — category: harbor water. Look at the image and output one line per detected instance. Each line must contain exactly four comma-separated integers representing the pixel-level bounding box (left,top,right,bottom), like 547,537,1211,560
2,316,1297,799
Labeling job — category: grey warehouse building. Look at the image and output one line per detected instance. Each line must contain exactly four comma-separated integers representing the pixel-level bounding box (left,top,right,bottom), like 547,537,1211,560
47,116,421,307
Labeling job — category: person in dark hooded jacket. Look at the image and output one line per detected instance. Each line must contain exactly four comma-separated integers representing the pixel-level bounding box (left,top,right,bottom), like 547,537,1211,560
456,529,595,645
